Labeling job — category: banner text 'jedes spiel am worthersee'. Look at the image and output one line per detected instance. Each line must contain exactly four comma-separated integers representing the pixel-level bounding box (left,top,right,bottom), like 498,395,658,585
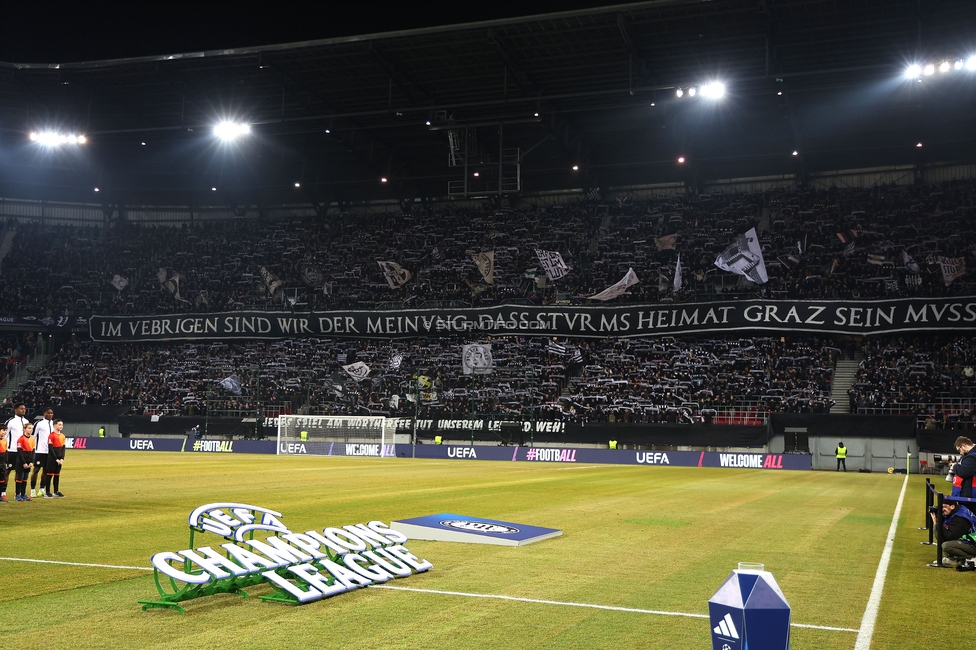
92,297,976,341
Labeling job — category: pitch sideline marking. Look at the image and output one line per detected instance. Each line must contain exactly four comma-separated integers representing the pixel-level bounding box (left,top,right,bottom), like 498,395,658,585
853,473,910,650
0,557,859,633
0,557,152,571
370,584,858,632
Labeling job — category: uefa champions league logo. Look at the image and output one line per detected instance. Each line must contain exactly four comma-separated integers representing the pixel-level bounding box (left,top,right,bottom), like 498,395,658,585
440,519,519,534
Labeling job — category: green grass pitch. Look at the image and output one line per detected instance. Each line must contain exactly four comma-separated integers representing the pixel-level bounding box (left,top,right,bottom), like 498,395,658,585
0,452,951,648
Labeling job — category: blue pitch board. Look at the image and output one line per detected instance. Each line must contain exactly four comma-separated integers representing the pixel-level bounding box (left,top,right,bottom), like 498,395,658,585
391,514,562,546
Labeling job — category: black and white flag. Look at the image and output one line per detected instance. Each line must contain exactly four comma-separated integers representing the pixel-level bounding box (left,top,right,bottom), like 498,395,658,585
377,261,413,289
300,263,323,287
218,374,242,395
462,343,494,375
715,228,768,284
259,266,282,296
159,270,183,300
111,275,129,291
534,249,571,281
940,257,967,286
342,361,371,382
547,341,567,356
389,352,403,370
588,267,639,301
471,251,495,284
902,250,920,273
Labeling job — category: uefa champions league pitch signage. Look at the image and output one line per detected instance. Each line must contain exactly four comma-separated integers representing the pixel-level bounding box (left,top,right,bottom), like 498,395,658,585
139,503,432,614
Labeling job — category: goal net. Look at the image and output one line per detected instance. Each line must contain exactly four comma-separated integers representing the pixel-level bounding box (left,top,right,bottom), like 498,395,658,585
277,415,394,457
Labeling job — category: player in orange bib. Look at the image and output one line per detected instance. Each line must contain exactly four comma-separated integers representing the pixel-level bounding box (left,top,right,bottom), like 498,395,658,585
14,423,35,502
44,420,66,499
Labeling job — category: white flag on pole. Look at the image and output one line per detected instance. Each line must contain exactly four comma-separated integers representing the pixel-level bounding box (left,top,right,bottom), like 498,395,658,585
588,267,640,301
673,254,682,293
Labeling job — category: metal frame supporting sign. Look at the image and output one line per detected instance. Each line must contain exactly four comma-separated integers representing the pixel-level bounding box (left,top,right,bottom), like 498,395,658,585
139,502,432,613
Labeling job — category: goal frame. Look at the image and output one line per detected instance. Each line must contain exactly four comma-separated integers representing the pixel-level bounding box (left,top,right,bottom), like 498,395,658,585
276,415,393,457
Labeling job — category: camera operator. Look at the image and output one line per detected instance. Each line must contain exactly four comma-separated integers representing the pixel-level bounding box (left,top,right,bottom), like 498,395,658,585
950,436,976,497
932,501,976,568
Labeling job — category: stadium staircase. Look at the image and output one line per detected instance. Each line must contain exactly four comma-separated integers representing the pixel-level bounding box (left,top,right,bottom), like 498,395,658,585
0,228,15,266
829,353,862,414
0,348,54,406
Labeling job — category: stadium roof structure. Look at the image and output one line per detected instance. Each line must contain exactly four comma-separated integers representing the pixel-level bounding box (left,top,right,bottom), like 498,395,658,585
1,0,974,207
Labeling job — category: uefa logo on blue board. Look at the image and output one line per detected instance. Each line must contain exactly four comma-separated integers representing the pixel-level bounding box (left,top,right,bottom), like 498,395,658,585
440,520,520,534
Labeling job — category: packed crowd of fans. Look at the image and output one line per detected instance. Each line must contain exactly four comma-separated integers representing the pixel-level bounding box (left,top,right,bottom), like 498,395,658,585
1,180,974,317
852,335,976,428
2,180,976,429
7,333,838,425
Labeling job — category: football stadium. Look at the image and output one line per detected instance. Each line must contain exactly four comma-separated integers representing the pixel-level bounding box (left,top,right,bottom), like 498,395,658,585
2,2,976,648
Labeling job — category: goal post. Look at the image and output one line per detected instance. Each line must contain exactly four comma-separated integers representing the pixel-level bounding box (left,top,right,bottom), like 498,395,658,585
277,415,394,457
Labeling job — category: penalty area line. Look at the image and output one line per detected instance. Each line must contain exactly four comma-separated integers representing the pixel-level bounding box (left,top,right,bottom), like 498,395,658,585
0,557,152,571
854,472,910,650
370,585,857,632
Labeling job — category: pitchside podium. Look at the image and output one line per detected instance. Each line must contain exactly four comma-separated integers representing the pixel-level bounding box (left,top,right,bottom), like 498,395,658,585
709,563,791,650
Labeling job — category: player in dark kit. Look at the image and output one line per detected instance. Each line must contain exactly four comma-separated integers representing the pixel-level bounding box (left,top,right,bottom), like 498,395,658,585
5,403,28,487
44,419,66,498
14,423,35,502
30,407,54,498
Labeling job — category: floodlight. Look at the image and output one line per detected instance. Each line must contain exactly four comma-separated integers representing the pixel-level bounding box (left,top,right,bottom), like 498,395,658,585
916,142,923,148
676,88,684,98
30,131,87,147
677,156,686,164
211,187,217,191
967,56,976,71
473,172,480,177
955,60,964,70
213,121,251,141
700,82,725,99
324,128,331,133
792,150,798,156
939,61,951,73
688,87,697,97
294,182,301,188
94,187,100,192
380,177,388,183
425,120,431,126
572,165,579,171
924,64,935,75
905,64,922,79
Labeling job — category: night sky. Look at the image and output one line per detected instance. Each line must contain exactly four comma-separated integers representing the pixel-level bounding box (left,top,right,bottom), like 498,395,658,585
0,2,617,63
